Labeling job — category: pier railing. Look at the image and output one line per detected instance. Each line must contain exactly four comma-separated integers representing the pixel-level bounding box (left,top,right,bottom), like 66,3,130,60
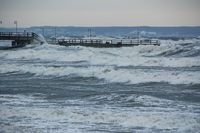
0,32,38,41
57,39,160,46
0,32,43,48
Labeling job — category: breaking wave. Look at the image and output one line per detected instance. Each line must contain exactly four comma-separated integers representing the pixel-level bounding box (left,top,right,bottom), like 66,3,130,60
0,39,200,85
1,38,200,133
1,94,200,133
0,63,199,85
156,42,200,57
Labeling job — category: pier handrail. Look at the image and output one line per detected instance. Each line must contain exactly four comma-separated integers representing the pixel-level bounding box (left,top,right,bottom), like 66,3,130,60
0,32,42,41
57,38,160,45
0,32,45,45
0,32,34,37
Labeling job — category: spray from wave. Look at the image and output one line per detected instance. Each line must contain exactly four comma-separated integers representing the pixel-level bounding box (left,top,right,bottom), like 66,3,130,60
33,34,48,44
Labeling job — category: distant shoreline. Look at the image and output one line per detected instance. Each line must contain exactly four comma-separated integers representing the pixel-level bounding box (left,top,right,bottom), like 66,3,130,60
1,26,200,29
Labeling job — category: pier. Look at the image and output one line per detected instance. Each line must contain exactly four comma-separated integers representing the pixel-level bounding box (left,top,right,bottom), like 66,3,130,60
57,38,160,48
0,32,161,49
0,32,41,49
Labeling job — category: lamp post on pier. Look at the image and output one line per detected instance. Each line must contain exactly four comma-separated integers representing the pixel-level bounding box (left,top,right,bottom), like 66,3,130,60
0,21,2,32
54,27,57,44
88,28,92,40
14,21,18,33
42,27,45,37
137,27,140,44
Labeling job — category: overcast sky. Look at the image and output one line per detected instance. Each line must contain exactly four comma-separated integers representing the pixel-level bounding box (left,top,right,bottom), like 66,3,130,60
0,0,200,27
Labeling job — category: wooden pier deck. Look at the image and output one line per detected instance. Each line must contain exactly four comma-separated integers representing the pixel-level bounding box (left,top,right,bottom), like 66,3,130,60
0,32,41,49
57,38,160,48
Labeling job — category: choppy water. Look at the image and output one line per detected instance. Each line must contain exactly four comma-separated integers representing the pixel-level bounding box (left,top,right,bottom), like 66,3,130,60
0,39,200,133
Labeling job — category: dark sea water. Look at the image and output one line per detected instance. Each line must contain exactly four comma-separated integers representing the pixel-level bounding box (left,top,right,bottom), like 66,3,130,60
0,38,200,133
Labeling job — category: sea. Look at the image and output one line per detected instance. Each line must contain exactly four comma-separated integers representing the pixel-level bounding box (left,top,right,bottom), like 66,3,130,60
0,27,200,133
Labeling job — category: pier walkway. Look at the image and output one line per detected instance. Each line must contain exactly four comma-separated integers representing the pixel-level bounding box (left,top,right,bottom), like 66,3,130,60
0,32,41,49
57,38,160,48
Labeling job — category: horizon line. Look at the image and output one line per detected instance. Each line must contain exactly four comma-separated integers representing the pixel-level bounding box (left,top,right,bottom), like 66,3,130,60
1,25,200,29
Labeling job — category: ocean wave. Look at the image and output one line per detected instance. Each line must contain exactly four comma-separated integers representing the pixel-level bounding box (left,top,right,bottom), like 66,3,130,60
0,64,199,85
1,41,200,68
0,39,200,85
1,94,200,133
156,43,200,57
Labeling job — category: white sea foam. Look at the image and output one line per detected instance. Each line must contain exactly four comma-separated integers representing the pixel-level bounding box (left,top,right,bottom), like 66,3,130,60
0,40,200,68
0,39,200,85
0,94,200,133
0,63,199,85
1,38,200,133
